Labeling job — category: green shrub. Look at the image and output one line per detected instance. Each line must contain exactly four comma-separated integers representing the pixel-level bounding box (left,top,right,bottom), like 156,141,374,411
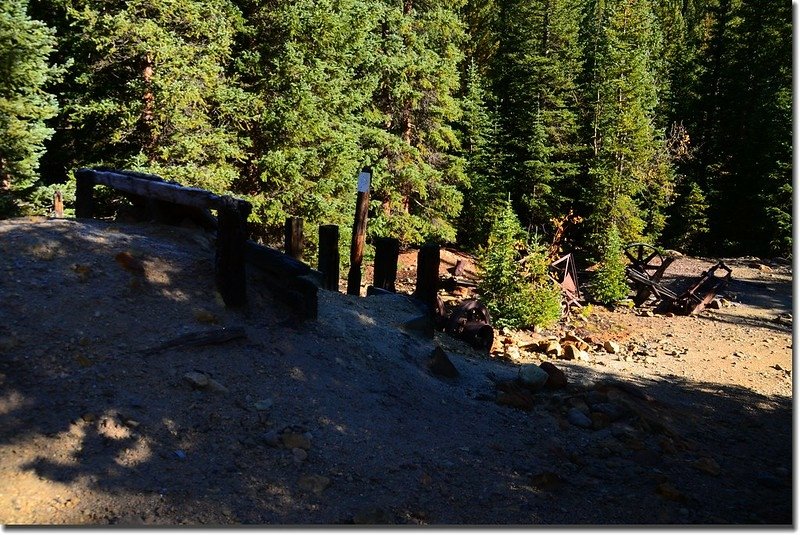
589,224,630,305
478,200,562,329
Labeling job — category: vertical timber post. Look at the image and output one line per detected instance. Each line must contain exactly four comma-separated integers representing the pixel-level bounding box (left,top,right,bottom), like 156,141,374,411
74,169,96,219
414,243,440,313
215,197,251,308
284,216,304,260
318,224,340,292
346,167,371,296
373,237,400,292
53,191,64,218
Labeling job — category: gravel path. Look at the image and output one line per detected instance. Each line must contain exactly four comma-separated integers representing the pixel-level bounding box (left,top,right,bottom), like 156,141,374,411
0,218,792,525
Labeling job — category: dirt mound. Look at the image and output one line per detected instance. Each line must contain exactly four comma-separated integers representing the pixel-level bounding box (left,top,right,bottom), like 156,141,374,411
0,218,792,525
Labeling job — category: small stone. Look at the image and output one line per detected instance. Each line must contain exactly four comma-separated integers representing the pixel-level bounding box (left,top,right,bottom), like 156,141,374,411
591,402,627,421
603,340,620,354
590,412,611,430
183,371,209,389
428,346,459,379
254,399,273,411
262,430,280,447
707,298,723,310
539,362,567,389
518,364,548,391
206,378,229,394
281,432,311,450
292,447,308,462
539,340,563,357
577,350,591,362
174,450,187,460
656,482,685,502
298,474,330,495
561,344,581,361
353,507,393,524
561,334,590,351
567,408,592,429
692,457,720,476
193,308,219,324
81,413,96,423
504,345,521,361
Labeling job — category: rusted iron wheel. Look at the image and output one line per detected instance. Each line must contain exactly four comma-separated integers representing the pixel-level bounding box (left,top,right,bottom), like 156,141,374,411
624,242,665,274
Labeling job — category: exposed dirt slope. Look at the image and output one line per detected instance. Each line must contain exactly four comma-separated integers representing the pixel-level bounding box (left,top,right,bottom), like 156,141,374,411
0,218,792,525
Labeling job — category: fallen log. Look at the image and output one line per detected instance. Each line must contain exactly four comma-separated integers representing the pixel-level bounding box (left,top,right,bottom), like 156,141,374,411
141,326,246,356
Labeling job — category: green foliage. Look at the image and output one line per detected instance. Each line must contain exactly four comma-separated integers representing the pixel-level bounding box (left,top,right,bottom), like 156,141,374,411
478,200,562,329
665,179,709,253
0,0,60,217
581,0,672,251
56,0,251,193
589,224,630,305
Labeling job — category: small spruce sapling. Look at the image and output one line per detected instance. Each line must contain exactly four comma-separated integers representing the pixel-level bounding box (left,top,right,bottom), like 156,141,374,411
589,224,630,305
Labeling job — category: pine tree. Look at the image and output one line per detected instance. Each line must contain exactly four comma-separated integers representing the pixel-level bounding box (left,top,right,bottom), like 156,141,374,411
589,223,629,304
580,0,674,252
0,0,59,216
366,0,468,246
53,0,250,193
478,199,562,329
492,0,583,233
456,61,503,248
236,0,381,243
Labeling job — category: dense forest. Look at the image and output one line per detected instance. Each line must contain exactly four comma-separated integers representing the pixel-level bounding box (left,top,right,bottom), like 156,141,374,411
0,0,792,261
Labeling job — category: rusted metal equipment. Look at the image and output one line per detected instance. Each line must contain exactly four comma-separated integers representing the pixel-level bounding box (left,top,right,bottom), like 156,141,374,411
549,253,582,312
444,299,494,352
668,261,732,315
624,243,676,307
623,242,732,315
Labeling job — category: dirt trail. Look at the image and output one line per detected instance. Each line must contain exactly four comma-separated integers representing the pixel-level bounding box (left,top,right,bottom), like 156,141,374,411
0,218,792,525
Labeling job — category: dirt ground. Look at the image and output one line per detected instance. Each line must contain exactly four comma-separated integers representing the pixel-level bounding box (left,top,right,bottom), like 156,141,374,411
0,217,792,525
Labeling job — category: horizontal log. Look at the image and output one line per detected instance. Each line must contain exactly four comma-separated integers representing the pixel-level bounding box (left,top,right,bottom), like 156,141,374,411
76,168,243,212
245,240,312,279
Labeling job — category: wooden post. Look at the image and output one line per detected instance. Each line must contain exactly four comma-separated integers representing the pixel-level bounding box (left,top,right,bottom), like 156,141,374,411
414,243,440,313
318,224,340,292
284,216,304,260
346,168,371,295
53,191,64,218
373,237,400,292
74,170,95,219
215,198,251,308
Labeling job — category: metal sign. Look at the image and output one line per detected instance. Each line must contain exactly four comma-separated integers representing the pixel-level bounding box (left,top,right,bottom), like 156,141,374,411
357,168,371,193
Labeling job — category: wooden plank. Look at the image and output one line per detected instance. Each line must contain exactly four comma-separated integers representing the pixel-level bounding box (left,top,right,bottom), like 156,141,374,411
76,168,232,211
318,224,340,292
246,240,311,279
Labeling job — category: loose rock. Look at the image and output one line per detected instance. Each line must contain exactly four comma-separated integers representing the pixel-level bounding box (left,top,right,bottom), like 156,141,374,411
281,432,311,450
603,340,620,354
298,474,331,495
518,364,548,391
292,448,308,462
183,371,209,389
428,346,459,379
539,362,567,389
567,408,592,429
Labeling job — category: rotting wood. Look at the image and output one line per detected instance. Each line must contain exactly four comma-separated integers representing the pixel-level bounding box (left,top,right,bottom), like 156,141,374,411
373,237,400,292
53,191,64,218
141,326,246,356
318,225,340,292
246,240,320,319
215,198,251,307
347,169,371,295
284,217,304,260
413,243,440,313
75,168,233,211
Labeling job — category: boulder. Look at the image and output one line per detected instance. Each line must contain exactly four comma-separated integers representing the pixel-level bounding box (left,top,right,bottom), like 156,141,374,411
539,362,567,389
428,346,459,379
518,364,549,391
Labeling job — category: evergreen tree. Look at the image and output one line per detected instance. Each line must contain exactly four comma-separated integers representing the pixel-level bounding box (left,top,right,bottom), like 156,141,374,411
456,61,503,248
580,0,674,252
0,0,59,216
589,223,629,304
366,0,468,245
52,0,250,193
492,0,583,233
478,199,562,329
236,0,380,243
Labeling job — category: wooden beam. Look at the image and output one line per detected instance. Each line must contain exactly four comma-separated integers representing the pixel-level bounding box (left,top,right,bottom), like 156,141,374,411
214,198,251,307
373,237,399,292
74,169,96,218
284,216,304,260
414,243,441,314
318,224,340,292
347,168,371,295
76,168,234,211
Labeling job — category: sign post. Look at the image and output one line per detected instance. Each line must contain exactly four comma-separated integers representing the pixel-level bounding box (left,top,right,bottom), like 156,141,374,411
347,168,371,295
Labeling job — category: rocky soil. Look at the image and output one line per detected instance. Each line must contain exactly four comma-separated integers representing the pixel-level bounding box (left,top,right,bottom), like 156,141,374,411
0,217,792,525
